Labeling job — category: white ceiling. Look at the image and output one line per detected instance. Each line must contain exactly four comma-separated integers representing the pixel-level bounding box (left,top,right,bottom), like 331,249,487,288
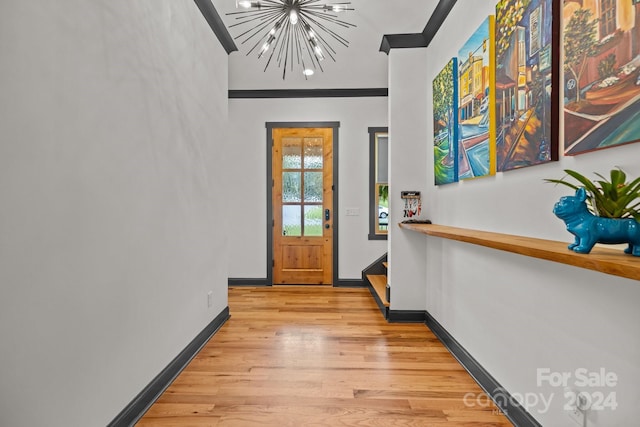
210,0,438,90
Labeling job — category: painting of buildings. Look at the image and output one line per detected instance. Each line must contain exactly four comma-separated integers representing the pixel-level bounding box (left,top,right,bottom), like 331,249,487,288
433,58,459,185
457,16,496,180
563,0,640,155
495,0,558,171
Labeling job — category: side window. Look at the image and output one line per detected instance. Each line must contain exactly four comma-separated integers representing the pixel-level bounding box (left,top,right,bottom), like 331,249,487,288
368,127,389,240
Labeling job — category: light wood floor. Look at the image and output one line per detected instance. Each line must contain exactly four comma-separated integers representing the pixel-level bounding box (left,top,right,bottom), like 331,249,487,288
137,286,512,426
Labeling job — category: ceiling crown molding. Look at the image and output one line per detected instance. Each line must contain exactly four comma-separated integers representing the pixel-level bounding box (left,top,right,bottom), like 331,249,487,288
379,34,428,54
379,0,457,54
229,88,388,99
194,0,238,54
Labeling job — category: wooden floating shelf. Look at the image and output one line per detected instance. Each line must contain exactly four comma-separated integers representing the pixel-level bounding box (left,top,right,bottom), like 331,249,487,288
399,223,640,282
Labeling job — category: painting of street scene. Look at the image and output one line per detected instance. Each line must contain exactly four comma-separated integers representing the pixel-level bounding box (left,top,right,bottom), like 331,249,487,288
457,16,496,180
433,58,459,185
495,0,557,171
563,0,640,155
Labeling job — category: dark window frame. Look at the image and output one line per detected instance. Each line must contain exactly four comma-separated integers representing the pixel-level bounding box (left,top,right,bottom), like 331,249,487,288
368,127,389,241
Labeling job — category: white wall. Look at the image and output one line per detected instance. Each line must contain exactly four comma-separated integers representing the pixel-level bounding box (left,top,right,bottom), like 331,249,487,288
227,97,388,280
388,2,640,426
0,2,229,426
387,49,429,310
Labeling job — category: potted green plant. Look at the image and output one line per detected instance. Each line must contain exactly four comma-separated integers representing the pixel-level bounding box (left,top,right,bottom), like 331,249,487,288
545,168,640,256
545,168,640,220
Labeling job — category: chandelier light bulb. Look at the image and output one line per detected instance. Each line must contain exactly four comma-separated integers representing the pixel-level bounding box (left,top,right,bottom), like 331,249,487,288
302,22,316,40
259,34,276,58
269,22,281,36
259,43,269,57
309,39,325,60
289,8,299,25
236,1,261,9
325,4,346,12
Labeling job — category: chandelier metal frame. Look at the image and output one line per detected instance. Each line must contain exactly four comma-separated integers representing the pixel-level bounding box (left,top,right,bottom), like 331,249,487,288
227,0,355,79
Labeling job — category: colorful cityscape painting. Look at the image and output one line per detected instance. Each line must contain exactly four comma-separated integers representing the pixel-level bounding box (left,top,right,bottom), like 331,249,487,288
563,0,640,155
457,16,496,180
433,58,459,185
494,0,558,171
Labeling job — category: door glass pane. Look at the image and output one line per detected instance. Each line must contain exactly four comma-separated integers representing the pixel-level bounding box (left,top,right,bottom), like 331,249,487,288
304,138,323,169
304,205,323,237
282,205,302,236
283,138,302,169
283,172,301,202
304,172,323,203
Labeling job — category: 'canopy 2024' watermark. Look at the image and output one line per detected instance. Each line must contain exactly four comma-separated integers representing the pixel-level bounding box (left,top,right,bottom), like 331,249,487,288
463,368,618,415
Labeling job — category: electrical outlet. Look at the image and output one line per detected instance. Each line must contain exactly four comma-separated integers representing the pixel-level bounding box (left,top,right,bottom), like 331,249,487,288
207,291,213,308
567,406,585,426
565,389,587,427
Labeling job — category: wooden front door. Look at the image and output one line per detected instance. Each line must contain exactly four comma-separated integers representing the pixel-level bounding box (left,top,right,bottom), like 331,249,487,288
272,127,333,285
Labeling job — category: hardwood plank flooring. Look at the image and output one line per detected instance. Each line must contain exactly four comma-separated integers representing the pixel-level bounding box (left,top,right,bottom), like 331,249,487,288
137,287,512,426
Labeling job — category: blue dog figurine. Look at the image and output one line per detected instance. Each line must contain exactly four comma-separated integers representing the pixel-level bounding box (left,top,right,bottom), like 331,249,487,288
553,187,640,256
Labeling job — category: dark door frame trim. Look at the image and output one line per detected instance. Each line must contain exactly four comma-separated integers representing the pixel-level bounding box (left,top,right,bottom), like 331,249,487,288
266,121,340,286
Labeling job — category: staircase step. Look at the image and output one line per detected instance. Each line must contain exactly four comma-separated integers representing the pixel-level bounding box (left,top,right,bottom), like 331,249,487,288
367,274,389,307
382,262,388,269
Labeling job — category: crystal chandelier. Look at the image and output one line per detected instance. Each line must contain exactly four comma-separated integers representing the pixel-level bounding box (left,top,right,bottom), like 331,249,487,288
228,0,355,79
